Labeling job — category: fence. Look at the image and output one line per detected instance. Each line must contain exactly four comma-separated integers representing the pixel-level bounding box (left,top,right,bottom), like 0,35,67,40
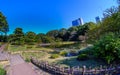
31,57,120,75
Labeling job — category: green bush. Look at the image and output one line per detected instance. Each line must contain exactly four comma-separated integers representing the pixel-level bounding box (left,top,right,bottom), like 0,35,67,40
50,54,59,59
26,45,33,49
93,33,120,64
0,68,6,75
59,51,67,56
25,58,30,62
77,54,89,61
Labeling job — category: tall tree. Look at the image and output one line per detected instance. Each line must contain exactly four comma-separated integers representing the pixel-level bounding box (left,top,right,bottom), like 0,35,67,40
0,12,9,42
12,28,24,45
25,31,36,44
117,0,120,11
103,6,118,18
46,30,59,38
57,28,68,41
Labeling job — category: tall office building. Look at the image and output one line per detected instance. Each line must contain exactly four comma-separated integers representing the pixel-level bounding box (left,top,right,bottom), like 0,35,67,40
72,18,84,26
95,16,101,23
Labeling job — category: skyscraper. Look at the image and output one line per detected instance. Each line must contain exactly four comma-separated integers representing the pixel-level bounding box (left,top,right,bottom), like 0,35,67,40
72,18,84,26
95,16,101,23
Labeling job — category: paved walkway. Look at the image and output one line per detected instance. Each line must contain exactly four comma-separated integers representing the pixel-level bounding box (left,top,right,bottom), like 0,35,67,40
9,54,38,75
0,45,9,61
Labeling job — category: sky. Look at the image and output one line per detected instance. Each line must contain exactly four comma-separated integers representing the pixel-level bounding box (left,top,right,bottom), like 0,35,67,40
0,0,118,34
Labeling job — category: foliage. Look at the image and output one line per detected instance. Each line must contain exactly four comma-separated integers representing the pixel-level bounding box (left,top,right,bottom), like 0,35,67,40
87,6,120,43
77,54,89,61
0,12,9,42
35,33,45,44
0,12,9,34
0,67,6,75
10,28,25,45
59,51,67,56
103,6,118,18
46,30,59,38
25,31,36,45
42,36,54,43
50,54,59,59
92,33,120,64
25,58,31,62
57,28,69,41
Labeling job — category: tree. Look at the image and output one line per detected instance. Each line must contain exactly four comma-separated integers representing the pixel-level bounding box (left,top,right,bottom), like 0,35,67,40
57,28,68,41
42,36,54,43
87,7,120,43
25,31,36,45
36,33,45,43
116,0,120,13
68,26,78,33
11,28,24,45
103,6,118,18
46,30,59,38
0,12,9,42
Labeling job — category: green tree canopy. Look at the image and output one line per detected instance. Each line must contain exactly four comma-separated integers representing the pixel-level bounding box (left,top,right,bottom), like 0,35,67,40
46,30,59,38
0,12,9,34
25,31,36,45
12,28,24,45
93,33,120,64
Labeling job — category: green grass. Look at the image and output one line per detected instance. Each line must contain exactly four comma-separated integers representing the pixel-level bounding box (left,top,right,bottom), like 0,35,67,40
22,52,47,60
8,45,26,52
0,67,6,75
7,44,53,52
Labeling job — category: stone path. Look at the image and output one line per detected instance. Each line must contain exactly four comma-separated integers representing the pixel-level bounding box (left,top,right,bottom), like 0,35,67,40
10,54,25,66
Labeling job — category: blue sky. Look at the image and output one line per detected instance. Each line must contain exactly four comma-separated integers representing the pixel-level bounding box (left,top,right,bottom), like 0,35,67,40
0,0,117,34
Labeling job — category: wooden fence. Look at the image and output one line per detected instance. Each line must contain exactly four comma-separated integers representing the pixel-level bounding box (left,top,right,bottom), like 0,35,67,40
31,57,120,75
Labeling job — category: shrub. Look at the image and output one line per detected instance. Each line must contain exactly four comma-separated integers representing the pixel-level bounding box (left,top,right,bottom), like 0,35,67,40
50,54,59,59
59,51,67,56
0,68,6,75
93,33,120,64
25,58,30,62
26,45,33,49
77,54,89,61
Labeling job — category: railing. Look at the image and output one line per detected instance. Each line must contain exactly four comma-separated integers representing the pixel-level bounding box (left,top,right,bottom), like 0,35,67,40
31,57,120,75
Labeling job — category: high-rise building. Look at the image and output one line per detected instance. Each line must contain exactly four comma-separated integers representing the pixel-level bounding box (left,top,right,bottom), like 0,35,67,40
72,18,84,26
95,16,101,23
